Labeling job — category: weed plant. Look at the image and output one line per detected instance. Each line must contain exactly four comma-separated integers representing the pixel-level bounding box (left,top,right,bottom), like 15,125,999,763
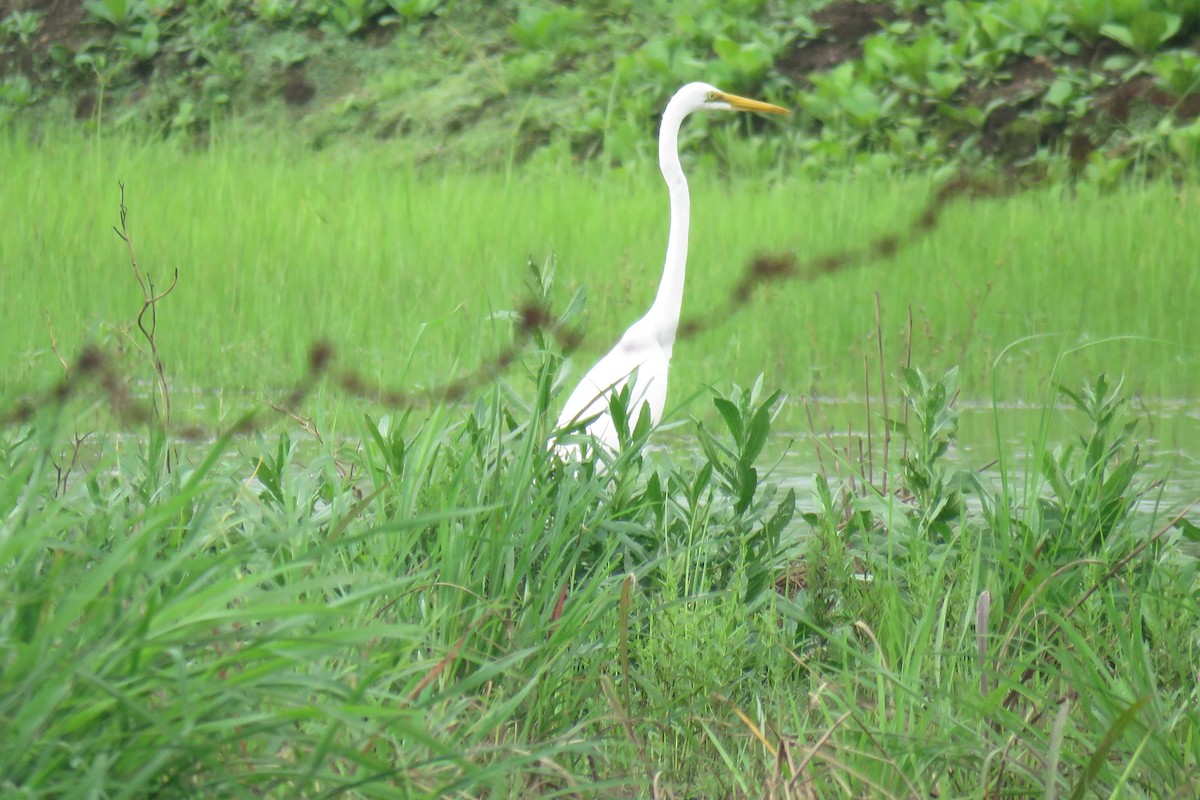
2,329,1197,796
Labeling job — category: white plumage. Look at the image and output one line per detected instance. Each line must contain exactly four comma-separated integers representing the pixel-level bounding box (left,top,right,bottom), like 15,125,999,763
553,82,788,457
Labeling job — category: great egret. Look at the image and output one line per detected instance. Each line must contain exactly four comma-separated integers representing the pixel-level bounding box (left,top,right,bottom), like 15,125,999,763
553,82,788,457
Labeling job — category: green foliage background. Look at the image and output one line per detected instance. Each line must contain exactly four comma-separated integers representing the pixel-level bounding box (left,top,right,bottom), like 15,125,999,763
4,0,1200,175
3,4,1200,798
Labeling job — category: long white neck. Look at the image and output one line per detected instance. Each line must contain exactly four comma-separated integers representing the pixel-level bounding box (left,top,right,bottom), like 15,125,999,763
646,99,691,355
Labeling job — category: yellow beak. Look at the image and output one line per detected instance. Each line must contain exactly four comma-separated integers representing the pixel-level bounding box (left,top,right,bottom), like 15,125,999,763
716,91,789,115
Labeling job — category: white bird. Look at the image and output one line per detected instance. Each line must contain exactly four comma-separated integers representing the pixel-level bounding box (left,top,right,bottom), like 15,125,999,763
553,82,788,458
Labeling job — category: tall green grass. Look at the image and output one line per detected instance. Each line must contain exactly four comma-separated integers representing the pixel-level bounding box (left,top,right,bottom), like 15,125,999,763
2,348,1197,797
1,132,1197,431
3,120,1198,798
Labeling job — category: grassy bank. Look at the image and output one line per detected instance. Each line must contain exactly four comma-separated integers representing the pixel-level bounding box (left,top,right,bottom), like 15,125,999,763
2,355,1197,797
2,133,1197,435
5,0,1200,177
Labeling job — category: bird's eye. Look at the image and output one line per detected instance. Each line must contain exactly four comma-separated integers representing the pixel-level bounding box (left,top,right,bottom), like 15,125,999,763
705,91,717,102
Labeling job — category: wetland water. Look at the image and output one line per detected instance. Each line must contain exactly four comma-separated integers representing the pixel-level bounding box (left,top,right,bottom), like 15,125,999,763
708,398,1200,513
81,385,1200,514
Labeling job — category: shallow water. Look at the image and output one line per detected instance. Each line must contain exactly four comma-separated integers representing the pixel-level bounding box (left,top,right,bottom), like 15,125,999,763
757,397,1200,513
58,381,1200,517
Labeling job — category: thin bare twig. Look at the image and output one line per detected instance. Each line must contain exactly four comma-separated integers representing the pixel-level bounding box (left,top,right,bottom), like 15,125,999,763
54,430,93,497
902,305,913,467
114,181,178,424
874,292,890,494
45,312,70,375
862,352,873,488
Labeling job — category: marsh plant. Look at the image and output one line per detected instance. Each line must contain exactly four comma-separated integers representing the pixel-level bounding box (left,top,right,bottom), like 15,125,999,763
1,326,1197,798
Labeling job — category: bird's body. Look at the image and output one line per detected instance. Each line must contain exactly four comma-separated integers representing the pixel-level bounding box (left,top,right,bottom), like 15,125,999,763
553,82,787,457
555,314,671,452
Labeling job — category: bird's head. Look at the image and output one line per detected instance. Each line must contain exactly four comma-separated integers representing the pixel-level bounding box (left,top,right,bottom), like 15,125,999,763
672,81,789,117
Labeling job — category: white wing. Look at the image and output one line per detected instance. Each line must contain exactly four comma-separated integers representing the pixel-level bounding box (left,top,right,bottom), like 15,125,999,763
554,318,670,454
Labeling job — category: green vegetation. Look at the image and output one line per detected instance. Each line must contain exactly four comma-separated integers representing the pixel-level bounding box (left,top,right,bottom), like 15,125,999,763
3,0,1200,174
3,346,1197,796
2,134,1197,430
2,2,1198,797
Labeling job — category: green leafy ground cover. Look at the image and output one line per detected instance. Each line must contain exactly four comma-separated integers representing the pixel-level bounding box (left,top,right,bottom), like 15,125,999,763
3,0,1200,175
